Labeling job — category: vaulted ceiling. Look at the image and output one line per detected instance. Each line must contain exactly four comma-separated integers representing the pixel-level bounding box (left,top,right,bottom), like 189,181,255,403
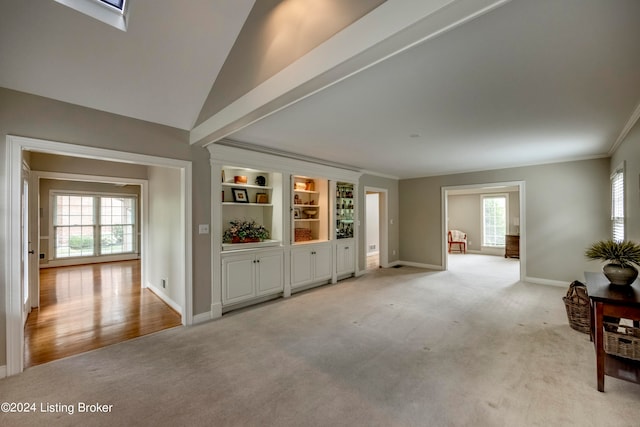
2,0,639,179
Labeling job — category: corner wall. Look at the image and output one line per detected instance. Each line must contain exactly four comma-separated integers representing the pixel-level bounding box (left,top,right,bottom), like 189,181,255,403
611,119,640,243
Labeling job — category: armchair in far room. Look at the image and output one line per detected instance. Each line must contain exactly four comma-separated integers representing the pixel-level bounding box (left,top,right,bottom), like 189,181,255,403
448,230,467,254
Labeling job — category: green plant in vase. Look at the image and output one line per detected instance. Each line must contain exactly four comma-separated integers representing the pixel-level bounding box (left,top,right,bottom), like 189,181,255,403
585,239,640,285
223,219,270,243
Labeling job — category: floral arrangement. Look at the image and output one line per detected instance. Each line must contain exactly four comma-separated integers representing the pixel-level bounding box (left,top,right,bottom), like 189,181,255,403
223,219,270,243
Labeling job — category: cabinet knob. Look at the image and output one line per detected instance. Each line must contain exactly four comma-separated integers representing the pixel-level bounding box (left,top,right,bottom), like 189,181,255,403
257,260,260,263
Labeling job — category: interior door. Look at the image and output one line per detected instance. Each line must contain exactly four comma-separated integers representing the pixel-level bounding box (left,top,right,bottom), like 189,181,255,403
21,166,32,326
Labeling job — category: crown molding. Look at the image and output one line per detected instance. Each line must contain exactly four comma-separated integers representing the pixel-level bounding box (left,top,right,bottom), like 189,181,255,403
609,100,640,155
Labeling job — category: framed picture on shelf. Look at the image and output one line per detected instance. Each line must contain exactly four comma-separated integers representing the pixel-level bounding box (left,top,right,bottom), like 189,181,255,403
256,193,268,204
294,208,301,219
232,188,249,203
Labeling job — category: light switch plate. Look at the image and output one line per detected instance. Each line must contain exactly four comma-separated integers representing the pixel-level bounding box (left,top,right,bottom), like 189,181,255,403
198,224,209,234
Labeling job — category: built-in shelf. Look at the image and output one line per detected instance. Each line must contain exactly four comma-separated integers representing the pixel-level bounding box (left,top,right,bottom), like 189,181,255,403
295,219,320,222
222,239,281,251
222,182,273,190
223,202,273,207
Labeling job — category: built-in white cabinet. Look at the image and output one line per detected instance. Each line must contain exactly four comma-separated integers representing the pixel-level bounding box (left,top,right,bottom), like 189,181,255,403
291,243,332,289
209,142,361,317
222,249,284,306
336,239,355,278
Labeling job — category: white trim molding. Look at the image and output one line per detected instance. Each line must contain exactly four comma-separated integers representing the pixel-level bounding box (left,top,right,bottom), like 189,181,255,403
4,135,193,376
523,277,569,288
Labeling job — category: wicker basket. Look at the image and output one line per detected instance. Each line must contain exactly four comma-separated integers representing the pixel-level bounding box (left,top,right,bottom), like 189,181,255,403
563,280,590,334
603,320,640,361
294,228,313,242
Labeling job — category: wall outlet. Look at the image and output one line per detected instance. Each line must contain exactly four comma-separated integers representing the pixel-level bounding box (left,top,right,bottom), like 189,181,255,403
369,244,377,250
161,278,167,289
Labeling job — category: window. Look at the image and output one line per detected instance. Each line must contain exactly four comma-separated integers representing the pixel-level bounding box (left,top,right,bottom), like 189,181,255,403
100,197,135,255
611,166,624,242
482,195,507,247
54,0,129,31
53,193,136,259
99,0,125,11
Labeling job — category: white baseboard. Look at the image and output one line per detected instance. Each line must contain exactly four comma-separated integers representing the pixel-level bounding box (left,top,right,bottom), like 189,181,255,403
211,302,222,319
146,283,182,314
0,365,6,379
524,276,569,288
192,310,214,324
398,260,444,270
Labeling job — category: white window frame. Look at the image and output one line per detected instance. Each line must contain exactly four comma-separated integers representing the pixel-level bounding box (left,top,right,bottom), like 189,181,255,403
481,193,509,248
611,163,625,242
50,190,138,260
54,0,129,31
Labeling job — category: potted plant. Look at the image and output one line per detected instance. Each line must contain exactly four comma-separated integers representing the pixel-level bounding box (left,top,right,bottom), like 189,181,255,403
223,219,270,243
585,240,640,285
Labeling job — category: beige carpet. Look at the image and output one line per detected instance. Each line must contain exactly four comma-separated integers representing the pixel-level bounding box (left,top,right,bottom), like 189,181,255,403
2,254,640,426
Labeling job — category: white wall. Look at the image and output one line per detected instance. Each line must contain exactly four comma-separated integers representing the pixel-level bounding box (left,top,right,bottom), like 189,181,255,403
366,193,380,255
146,166,184,311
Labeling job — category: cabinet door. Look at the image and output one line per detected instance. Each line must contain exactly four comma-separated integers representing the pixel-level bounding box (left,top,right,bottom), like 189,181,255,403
222,254,255,305
336,243,355,276
291,248,313,288
256,251,284,296
313,244,333,281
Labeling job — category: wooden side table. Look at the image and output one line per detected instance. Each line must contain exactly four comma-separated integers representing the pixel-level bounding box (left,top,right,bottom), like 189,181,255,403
585,272,640,392
505,234,519,258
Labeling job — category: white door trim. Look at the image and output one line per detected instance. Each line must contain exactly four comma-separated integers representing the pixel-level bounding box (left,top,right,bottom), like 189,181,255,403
441,181,526,281
364,187,389,269
5,135,193,377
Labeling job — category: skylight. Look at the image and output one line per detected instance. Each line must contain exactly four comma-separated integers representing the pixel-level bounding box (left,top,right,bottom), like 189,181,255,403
99,0,125,12
54,0,129,31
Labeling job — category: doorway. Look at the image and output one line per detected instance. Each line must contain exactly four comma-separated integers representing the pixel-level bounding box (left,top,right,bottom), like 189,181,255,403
442,182,525,281
365,187,388,270
5,135,193,377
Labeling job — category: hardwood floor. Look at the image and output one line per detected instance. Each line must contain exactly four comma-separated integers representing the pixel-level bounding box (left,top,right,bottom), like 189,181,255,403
25,260,182,368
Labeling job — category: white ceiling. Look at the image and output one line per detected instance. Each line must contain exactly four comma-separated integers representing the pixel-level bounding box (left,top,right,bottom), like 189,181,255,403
2,0,640,179
229,0,640,178
0,0,255,130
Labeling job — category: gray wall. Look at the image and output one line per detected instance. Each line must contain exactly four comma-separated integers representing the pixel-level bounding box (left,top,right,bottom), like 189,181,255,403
147,166,184,308
399,158,611,282
196,0,386,124
448,190,520,252
30,152,149,179
358,173,399,270
611,120,640,243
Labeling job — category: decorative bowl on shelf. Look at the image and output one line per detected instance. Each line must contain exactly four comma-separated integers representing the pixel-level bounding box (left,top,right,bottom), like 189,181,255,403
303,209,317,217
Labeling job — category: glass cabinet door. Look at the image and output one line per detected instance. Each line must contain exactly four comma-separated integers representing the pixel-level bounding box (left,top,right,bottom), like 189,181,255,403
335,182,354,239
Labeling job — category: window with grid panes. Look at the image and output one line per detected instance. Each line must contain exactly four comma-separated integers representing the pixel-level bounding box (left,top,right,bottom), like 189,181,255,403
482,195,507,247
611,167,624,242
53,193,136,258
